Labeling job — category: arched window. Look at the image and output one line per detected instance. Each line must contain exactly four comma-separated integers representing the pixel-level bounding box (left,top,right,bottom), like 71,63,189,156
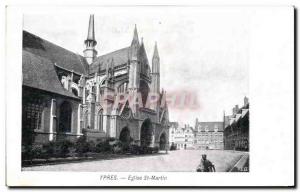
72,88,78,96
92,85,96,94
98,109,103,131
84,110,89,129
139,80,150,107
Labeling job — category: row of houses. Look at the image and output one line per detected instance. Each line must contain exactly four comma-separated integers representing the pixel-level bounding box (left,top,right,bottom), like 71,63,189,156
224,97,249,151
168,120,224,150
168,96,249,151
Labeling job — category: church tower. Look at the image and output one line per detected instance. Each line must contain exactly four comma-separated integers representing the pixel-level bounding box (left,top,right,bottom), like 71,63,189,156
83,14,97,65
151,42,160,94
128,25,140,91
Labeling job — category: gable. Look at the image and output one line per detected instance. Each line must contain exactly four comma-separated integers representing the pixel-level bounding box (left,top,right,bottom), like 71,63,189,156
22,50,78,99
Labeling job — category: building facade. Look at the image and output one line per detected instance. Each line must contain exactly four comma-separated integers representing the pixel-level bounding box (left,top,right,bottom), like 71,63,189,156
22,15,170,149
223,97,249,151
194,119,224,150
169,122,195,149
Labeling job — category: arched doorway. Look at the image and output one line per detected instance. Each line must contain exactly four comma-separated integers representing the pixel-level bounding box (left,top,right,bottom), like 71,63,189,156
159,132,167,150
59,101,72,132
119,127,131,144
140,119,153,147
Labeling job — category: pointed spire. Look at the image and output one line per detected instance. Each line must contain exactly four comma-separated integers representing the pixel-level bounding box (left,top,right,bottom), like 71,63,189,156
131,24,139,46
153,41,159,59
83,14,97,65
87,14,96,42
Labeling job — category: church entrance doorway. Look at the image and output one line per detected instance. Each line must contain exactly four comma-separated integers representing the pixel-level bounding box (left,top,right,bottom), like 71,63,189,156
119,127,131,145
159,132,167,150
140,119,153,147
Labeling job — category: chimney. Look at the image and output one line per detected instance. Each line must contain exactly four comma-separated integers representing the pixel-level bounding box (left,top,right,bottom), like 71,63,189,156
244,96,249,106
235,105,239,111
232,107,236,115
232,105,239,115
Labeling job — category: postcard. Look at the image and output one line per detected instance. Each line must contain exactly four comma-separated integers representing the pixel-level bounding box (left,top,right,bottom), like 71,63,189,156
5,5,295,187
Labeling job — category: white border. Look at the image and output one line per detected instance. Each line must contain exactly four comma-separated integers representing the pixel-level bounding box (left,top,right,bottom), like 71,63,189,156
5,5,294,187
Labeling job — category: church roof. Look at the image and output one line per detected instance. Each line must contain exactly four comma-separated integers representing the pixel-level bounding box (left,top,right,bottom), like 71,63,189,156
89,47,130,73
23,30,88,75
22,50,78,99
195,122,224,132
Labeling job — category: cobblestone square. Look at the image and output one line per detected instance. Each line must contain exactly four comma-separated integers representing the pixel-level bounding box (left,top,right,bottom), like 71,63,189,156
22,150,247,172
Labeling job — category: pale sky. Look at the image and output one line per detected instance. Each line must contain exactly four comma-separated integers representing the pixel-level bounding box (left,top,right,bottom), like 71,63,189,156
23,7,249,126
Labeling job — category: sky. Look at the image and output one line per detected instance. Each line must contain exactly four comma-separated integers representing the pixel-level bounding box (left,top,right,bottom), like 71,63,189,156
23,7,249,126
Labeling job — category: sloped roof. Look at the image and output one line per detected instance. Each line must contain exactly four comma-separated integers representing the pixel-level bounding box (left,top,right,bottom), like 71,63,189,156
241,109,249,118
235,114,242,122
23,50,78,99
89,47,130,73
23,30,88,74
229,118,236,125
195,122,224,132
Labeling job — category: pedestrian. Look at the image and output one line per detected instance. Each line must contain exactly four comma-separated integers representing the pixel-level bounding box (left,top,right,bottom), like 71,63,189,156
196,154,216,172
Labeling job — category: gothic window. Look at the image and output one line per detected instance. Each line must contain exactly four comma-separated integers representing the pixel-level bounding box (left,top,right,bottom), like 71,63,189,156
98,109,103,131
23,101,44,131
72,88,78,96
117,82,128,93
79,105,84,130
85,88,89,98
84,110,89,129
145,65,150,76
139,80,150,106
92,85,96,94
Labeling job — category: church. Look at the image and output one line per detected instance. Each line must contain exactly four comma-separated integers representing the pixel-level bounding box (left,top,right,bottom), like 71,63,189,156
22,15,169,149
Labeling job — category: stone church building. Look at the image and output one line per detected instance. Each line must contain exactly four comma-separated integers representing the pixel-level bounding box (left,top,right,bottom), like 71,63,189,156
22,15,169,149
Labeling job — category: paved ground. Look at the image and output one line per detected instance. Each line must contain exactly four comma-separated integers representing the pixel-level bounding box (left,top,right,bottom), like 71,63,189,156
22,150,247,172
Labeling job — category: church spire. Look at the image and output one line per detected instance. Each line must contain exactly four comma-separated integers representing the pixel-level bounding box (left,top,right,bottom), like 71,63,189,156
153,41,159,59
128,25,140,92
151,41,160,95
152,42,160,73
85,14,97,45
83,14,97,65
131,24,139,47
87,15,95,42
